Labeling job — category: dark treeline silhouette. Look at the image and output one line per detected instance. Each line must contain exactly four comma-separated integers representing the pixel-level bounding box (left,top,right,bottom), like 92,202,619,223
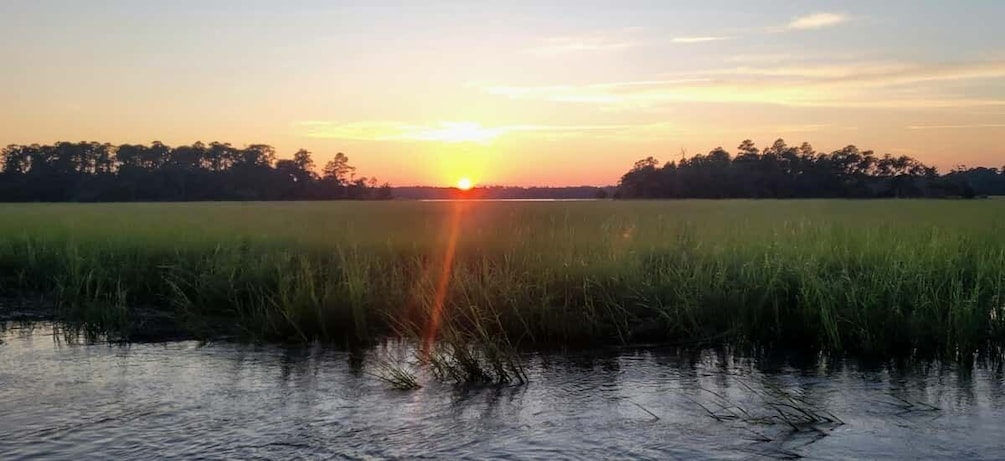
617,138,1005,199
4,138,1003,202
392,185,615,200
945,166,1005,197
0,141,392,201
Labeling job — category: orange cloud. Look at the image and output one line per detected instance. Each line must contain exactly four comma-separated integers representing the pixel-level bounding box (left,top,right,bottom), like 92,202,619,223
907,124,1005,130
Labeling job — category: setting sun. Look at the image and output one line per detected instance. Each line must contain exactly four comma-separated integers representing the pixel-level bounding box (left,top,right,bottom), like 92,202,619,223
456,177,474,190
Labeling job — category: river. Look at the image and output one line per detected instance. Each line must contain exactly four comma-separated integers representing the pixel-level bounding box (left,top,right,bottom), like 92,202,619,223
2,323,1003,460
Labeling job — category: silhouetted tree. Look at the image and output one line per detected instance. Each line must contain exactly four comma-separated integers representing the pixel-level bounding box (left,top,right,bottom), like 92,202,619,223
323,152,355,184
0,141,389,202
616,138,1000,199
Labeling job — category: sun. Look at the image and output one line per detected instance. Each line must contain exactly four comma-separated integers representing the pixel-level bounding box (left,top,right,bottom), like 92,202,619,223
456,177,474,191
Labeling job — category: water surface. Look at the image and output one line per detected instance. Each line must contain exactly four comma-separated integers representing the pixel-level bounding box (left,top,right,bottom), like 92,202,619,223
2,324,1003,460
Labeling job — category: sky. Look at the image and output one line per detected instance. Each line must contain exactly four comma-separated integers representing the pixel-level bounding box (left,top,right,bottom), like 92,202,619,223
1,0,1003,186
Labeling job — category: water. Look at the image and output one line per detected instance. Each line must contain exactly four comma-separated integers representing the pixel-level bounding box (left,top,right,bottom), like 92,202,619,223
419,199,601,202
2,324,1004,460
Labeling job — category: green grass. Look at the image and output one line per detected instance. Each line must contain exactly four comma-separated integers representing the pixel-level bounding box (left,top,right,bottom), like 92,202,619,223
0,200,1003,362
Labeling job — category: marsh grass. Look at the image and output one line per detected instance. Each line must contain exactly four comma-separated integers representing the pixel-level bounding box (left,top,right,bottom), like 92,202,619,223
688,376,844,438
422,330,528,385
372,361,422,390
0,200,1003,364
368,342,423,390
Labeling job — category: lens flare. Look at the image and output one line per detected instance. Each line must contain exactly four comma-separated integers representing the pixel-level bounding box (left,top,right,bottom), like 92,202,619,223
422,201,466,358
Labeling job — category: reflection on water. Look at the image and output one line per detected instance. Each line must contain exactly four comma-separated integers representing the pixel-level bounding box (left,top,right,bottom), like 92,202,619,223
2,323,1004,460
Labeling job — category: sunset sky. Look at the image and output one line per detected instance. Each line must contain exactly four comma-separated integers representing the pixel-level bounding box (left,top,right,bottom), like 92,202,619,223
1,0,1003,186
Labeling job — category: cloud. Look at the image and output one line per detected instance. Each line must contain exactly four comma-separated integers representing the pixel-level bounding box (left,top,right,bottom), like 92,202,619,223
712,62,908,79
483,78,711,105
529,29,734,54
293,121,506,144
292,120,667,143
671,36,732,44
772,124,846,133
477,60,1005,109
665,14,848,47
785,12,850,30
725,53,803,64
907,124,1005,130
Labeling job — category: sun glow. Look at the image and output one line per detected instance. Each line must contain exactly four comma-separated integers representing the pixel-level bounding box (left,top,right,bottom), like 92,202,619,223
457,177,474,190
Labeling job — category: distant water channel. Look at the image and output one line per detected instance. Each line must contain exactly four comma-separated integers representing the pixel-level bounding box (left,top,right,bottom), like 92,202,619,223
2,323,1004,460
418,198,602,202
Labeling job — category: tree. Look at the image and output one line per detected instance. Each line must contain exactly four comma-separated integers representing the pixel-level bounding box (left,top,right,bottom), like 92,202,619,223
737,139,759,158
1,145,31,174
323,152,356,185
238,144,276,167
293,149,316,173
206,142,236,171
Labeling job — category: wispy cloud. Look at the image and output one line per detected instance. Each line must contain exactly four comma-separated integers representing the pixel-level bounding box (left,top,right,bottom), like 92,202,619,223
482,78,711,104
664,13,849,47
725,53,803,64
526,13,850,58
529,29,734,55
292,120,667,143
294,121,505,143
477,60,1005,109
907,124,1005,130
671,36,732,44
785,12,850,31
773,124,852,133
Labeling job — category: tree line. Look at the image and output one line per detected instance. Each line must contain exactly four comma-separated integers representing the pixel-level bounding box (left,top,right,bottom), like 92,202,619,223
616,139,1005,199
0,141,392,202
3,138,1003,202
